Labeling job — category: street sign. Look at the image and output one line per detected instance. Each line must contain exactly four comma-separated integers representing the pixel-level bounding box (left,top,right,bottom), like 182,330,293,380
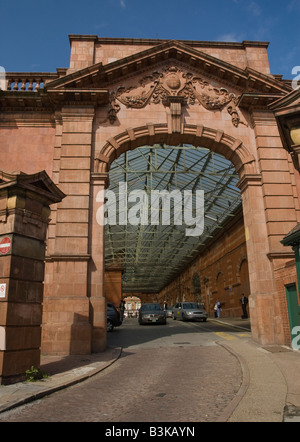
0,283,6,298
0,236,11,255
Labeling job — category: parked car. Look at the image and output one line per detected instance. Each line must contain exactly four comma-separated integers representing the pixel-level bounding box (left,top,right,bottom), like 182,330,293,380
107,302,122,332
138,303,167,325
166,306,174,318
172,302,207,322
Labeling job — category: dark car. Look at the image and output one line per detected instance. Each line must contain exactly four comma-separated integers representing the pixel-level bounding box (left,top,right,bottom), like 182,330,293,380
138,303,167,325
107,302,122,332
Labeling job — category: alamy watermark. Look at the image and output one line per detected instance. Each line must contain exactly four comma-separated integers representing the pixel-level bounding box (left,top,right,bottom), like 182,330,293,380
96,182,204,237
292,66,300,90
291,326,300,350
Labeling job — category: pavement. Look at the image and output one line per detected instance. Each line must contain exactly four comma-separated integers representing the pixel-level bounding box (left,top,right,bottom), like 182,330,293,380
0,317,300,422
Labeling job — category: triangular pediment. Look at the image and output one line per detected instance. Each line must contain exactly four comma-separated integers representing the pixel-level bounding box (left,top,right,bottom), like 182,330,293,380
0,170,65,204
269,88,300,113
44,40,290,96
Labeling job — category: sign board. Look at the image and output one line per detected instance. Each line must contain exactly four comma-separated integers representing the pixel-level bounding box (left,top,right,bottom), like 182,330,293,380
0,283,6,298
0,327,6,351
0,236,11,255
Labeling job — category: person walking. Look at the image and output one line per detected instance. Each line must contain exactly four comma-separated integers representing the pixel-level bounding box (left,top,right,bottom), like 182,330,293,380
240,295,249,319
214,299,222,318
119,299,126,321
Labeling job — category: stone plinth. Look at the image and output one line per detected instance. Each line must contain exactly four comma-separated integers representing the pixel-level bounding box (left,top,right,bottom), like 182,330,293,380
0,170,65,384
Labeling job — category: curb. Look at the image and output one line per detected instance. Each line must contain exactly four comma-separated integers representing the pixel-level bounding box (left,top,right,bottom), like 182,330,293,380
215,341,250,422
0,347,123,414
210,318,251,332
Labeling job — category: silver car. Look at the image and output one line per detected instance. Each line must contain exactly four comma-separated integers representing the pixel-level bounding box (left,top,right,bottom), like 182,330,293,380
166,306,174,318
172,302,207,322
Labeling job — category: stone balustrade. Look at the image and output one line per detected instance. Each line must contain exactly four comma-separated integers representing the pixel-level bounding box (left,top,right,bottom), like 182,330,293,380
5,72,59,91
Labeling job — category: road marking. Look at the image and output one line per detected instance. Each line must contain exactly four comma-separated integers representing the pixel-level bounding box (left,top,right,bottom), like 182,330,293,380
214,332,237,341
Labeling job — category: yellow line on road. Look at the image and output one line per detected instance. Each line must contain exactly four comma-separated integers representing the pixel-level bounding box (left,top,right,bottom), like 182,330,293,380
214,332,237,341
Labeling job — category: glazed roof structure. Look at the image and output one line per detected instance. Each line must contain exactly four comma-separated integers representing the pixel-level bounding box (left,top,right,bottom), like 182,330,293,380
105,144,241,293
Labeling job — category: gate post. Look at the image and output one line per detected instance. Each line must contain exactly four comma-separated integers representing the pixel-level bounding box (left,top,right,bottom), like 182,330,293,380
89,172,109,352
237,174,277,345
0,171,65,384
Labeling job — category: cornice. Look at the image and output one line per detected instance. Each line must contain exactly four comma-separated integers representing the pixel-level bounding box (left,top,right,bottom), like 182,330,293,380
69,34,270,50
0,39,291,112
44,40,289,95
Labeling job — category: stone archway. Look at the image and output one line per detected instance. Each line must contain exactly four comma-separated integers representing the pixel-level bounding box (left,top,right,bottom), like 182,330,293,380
93,123,277,345
95,123,256,176
2,36,298,356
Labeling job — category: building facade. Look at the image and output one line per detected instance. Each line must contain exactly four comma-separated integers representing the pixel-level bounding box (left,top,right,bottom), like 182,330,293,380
1,35,300,364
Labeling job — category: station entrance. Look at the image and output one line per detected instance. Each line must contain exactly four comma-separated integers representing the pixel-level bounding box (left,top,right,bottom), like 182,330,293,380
1,35,300,382
104,143,248,318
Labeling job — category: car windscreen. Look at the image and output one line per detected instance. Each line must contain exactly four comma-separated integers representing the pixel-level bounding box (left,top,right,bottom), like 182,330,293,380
141,304,162,311
182,303,198,309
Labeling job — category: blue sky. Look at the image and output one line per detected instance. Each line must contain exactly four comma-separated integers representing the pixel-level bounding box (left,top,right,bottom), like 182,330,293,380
0,0,299,79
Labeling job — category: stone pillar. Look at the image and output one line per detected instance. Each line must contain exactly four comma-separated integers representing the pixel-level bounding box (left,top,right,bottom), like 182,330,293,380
43,106,95,355
89,173,109,352
238,174,277,345
0,171,65,384
244,111,299,344
104,265,123,307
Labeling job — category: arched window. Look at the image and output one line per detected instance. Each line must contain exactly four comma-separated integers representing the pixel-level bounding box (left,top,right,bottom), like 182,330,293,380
216,272,225,301
193,274,201,295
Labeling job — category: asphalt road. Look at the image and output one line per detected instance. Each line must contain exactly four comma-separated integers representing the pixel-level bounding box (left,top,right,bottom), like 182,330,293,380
0,318,251,422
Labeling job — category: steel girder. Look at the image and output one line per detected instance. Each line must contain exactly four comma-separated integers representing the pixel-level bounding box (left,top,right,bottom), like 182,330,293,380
105,144,241,293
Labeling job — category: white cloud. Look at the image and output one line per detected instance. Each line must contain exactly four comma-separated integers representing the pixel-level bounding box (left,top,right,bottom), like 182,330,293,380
247,1,262,17
287,0,300,12
218,33,240,43
120,0,126,8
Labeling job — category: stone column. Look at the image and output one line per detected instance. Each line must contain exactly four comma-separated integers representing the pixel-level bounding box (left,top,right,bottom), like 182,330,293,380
89,172,109,352
43,106,95,355
0,171,65,384
238,174,277,345
250,111,300,345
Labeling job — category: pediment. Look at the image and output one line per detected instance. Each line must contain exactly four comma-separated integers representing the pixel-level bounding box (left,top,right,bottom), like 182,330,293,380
269,88,300,166
0,170,65,204
44,40,290,96
269,88,300,114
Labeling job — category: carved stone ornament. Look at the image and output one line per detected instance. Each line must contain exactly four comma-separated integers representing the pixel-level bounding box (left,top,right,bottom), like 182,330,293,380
108,66,247,128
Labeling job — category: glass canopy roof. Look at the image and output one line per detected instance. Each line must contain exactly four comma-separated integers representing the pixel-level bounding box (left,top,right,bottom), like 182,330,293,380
105,144,241,293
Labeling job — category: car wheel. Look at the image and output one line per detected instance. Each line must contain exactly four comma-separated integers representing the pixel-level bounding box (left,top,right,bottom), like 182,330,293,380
107,319,114,332
203,318,207,322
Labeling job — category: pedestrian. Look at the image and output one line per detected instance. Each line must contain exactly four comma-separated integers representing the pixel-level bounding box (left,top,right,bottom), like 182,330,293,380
240,295,248,319
119,299,126,321
163,300,168,311
214,299,222,318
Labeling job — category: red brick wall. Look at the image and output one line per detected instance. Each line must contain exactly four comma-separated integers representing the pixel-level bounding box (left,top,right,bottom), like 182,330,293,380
158,213,250,318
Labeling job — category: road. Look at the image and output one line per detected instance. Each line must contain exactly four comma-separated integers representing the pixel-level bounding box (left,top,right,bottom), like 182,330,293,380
0,317,251,422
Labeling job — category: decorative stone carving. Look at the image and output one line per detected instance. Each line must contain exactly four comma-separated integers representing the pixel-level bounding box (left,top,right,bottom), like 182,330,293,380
108,66,246,128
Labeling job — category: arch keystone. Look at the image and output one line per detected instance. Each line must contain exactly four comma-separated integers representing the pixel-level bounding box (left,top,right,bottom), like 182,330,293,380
215,130,224,143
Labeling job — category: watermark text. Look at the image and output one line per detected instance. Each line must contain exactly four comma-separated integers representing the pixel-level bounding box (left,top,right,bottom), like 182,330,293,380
96,182,204,237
